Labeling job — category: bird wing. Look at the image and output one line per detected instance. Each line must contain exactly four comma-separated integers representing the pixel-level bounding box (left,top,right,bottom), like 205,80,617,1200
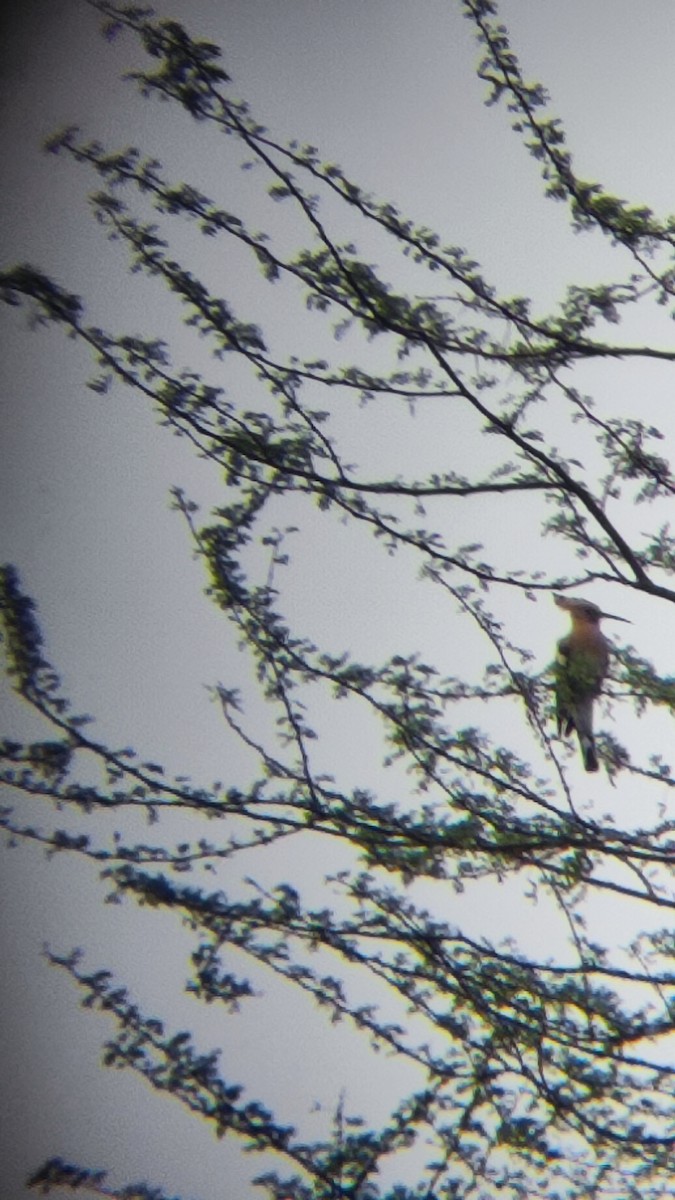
555,635,608,731
554,638,576,736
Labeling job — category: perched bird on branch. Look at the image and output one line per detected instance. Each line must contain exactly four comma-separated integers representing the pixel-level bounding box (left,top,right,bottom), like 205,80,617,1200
554,595,629,772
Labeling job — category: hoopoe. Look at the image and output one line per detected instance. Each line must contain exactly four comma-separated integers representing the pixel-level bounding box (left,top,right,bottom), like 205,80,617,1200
554,595,629,772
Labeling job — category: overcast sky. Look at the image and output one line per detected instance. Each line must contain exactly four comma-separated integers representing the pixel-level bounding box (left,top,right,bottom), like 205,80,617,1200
2,3,675,1198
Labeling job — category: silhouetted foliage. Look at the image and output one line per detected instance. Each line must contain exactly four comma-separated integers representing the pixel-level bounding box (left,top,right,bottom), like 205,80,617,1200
3,3,675,1198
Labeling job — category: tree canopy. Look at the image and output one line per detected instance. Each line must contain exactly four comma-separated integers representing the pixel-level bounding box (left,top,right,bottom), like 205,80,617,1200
3,3,675,1198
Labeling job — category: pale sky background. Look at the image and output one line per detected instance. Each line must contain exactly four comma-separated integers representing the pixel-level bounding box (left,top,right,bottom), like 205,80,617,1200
2,3,675,1198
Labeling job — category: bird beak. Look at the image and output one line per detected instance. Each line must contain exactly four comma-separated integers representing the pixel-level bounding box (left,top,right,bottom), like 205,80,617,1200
600,611,631,623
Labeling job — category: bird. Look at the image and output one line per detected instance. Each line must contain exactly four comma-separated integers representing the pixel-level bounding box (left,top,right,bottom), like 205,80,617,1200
554,595,629,772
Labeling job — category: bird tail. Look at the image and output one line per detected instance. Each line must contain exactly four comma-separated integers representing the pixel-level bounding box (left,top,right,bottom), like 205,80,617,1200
574,698,599,773
579,733,599,773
